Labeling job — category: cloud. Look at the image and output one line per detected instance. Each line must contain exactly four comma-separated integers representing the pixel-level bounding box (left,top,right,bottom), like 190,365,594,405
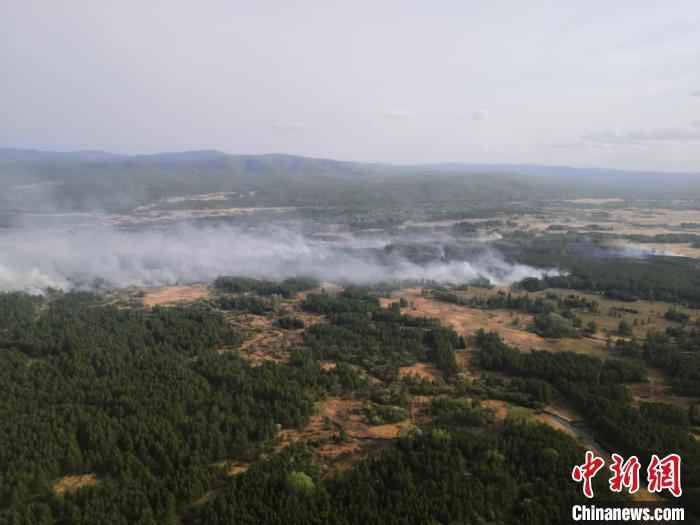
272,122,305,132
584,126,700,145
550,141,586,149
692,120,700,128
692,90,700,97
471,109,489,121
380,109,416,120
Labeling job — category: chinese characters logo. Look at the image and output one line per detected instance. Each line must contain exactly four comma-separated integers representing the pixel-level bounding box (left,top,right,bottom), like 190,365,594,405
571,451,682,498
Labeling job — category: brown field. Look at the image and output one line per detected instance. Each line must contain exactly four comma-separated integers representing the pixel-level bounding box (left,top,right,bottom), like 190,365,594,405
399,362,441,382
385,291,612,358
52,474,98,496
276,397,420,472
481,399,510,421
422,285,693,346
383,292,544,349
611,208,700,229
507,205,700,247
402,203,700,252
221,293,325,364
143,284,210,307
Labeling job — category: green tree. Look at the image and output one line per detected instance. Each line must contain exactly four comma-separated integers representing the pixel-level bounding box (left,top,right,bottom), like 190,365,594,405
287,471,315,495
584,320,597,335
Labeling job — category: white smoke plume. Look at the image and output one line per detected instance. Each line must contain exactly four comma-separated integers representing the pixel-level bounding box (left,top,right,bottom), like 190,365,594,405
0,224,552,293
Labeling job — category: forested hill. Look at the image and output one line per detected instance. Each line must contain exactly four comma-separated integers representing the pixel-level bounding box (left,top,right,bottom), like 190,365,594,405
2,148,700,213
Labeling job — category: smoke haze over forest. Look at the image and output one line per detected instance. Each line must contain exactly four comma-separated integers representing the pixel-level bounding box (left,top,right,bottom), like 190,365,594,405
0,223,550,293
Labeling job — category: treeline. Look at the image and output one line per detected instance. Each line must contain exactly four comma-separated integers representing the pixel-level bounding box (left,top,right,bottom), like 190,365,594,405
302,289,461,381
474,329,647,384
300,287,381,316
217,295,274,315
432,289,598,314
511,244,700,307
213,276,319,298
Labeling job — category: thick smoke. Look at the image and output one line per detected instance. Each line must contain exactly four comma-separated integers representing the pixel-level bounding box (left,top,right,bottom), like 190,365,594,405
0,224,552,293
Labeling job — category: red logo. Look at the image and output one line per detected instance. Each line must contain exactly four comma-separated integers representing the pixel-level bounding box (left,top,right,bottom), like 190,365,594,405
647,453,682,497
572,451,606,498
572,452,682,498
609,454,641,494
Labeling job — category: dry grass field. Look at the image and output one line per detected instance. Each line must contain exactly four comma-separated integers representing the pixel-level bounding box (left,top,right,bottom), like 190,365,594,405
142,284,210,307
52,474,98,496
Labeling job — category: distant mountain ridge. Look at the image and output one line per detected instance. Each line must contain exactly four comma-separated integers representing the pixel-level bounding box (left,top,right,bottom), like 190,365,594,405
0,148,123,163
2,147,698,178
421,162,700,179
1,148,699,213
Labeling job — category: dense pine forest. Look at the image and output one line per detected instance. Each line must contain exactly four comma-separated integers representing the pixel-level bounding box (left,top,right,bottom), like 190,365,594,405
1,282,698,523
501,235,700,307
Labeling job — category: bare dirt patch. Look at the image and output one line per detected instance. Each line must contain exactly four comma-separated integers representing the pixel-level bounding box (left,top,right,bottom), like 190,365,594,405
399,362,441,382
143,284,210,307
455,350,480,380
481,399,509,421
221,313,307,365
52,474,98,496
236,330,293,365
276,397,416,472
628,367,698,410
388,292,543,349
219,461,250,477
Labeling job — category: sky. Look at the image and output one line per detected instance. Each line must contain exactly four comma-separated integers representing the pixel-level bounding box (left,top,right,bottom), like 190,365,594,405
2,1,700,170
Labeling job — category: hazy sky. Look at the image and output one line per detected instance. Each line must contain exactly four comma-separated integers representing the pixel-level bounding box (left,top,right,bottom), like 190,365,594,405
2,1,700,170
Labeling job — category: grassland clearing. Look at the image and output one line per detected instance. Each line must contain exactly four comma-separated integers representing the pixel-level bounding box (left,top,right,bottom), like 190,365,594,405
52,474,98,496
143,284,210,307
275,397,416,474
